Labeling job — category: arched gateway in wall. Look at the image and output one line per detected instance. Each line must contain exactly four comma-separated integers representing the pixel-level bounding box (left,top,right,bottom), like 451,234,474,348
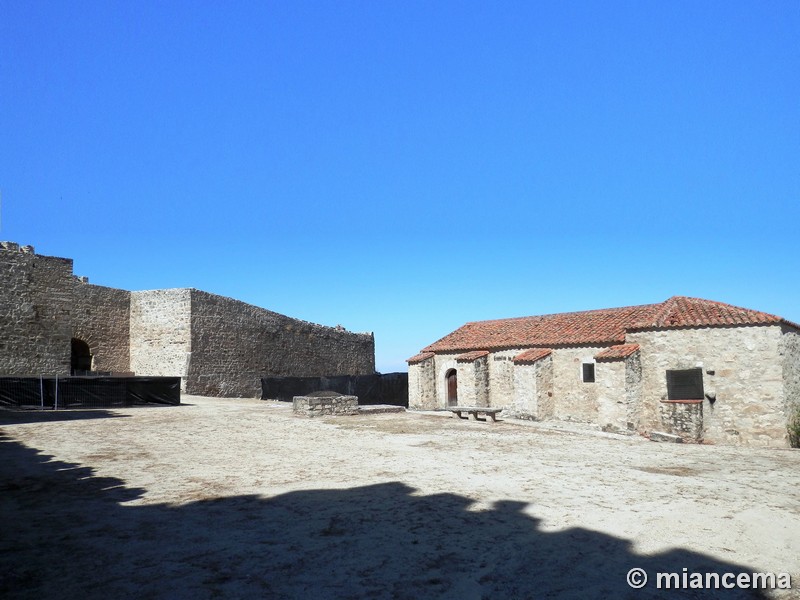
71,339,92,375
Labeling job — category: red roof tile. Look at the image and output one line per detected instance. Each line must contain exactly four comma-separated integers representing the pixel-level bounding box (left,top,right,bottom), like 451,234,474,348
595,344,640,361
406,351,435,364
424,303,657,351
422,297,794,353
647,296,786,329
513,348,553,364
456,350,489,362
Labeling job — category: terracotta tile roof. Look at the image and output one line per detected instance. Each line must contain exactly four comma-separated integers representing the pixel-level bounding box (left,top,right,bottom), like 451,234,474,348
423,303,658,352
456,350,489,362
595,344,640,361
646,296,787,329
406,351,434,364
422,297,795,353
513,348,553,364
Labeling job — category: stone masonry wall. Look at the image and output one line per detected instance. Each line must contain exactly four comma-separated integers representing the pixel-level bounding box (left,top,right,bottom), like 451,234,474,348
434,353,458,408
0,244,73,375
510,354,554,420
408,357,436,409
455,354,489,407
625,350,643,432
129,289,192,387
474,354,490,407
594,357,628,432
537,355,555,418
292,395,359,417
551,346,606,423
781,326,800,444
626,326,787,447
658,401,703,442
187,290,375,397
433,347,607,418
511,362,537,418
2,244,379,398
454,360,476,407
73,282,131,373
488,349,520,408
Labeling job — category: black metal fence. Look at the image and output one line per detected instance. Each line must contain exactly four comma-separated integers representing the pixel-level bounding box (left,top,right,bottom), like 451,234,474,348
0,376,181,409
261,373,408,407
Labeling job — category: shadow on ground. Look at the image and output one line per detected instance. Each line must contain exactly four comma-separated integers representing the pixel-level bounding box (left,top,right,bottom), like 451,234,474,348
0,409,129,425
0,433,771,599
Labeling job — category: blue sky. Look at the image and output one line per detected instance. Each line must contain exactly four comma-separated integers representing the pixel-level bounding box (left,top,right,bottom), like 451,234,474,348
2,1,798,372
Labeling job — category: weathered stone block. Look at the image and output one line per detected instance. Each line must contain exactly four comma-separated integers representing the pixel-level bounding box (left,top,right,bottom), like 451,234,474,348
293,395,359,417
650,431,684,443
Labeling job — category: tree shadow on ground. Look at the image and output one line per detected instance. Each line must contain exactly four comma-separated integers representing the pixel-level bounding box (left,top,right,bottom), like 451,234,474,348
0,434,775,599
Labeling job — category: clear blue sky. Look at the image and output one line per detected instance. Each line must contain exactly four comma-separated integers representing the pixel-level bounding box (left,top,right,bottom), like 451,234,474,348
2,1,798,373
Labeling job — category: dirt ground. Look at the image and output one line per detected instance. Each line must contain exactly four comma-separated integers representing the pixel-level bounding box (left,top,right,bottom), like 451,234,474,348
1,395,798,599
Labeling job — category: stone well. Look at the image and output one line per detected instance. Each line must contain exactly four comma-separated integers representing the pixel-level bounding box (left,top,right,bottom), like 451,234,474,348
293,390,359,417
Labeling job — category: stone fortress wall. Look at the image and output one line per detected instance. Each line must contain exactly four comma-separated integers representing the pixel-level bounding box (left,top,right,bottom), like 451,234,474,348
188,290,374,397
0,243,375,397
0,243,75,375
73,280,132,373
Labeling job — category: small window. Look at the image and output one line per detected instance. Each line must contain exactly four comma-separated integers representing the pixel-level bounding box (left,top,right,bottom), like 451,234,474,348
666,368,704,400
582,363,595,383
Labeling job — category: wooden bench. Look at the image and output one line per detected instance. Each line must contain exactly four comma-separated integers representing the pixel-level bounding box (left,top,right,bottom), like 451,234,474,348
447,407,502,422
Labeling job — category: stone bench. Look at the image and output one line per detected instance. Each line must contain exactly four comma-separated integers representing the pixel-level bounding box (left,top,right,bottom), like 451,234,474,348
447,407,502,422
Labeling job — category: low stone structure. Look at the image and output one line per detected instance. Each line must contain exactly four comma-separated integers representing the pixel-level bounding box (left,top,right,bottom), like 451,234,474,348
0,242,376,397
293,392,359,417
658,400,703,442
357,405,406,415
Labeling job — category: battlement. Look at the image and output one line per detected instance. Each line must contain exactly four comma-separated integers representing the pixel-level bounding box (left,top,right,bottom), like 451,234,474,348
1,241,35,254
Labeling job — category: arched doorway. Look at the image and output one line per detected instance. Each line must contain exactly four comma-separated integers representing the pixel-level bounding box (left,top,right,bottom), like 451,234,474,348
445,369,458,407
71,339,92,375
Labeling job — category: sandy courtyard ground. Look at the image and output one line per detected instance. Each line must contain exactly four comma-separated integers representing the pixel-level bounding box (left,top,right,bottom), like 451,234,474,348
1,395,798,599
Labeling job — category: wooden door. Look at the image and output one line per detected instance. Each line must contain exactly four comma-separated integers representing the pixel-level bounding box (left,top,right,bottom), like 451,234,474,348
446,370,458,406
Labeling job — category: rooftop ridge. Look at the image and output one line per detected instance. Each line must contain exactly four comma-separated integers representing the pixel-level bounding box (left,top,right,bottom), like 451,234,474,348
461,301,663,326
643,295,788,329
421,296,798,354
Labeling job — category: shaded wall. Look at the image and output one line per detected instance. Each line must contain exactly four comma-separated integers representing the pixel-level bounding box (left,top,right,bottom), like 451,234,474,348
781,325,800,446
189,290,375,397
73,283,131,373
261,373,408,406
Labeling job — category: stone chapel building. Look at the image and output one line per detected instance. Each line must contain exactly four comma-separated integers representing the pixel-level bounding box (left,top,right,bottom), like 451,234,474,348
408,297,800,447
